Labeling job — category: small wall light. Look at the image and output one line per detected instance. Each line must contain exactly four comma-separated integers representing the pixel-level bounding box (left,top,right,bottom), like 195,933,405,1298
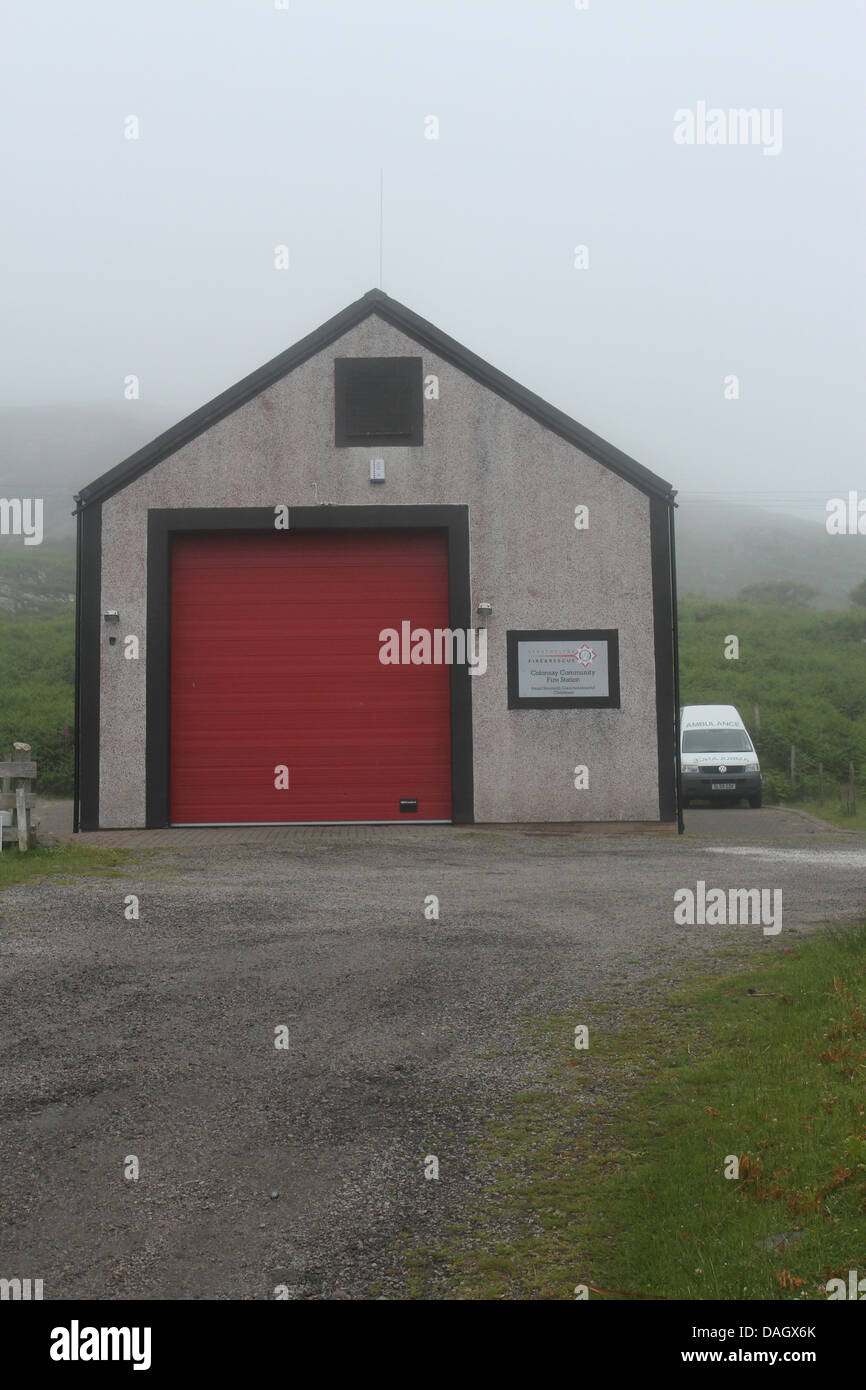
103,610,120,623
476,601,493,618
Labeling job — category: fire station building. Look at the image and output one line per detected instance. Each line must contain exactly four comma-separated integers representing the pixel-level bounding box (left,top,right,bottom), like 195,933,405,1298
74,289,679,830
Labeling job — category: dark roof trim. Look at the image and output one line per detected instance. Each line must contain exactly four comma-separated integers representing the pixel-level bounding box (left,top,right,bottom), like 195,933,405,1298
77,288,674,507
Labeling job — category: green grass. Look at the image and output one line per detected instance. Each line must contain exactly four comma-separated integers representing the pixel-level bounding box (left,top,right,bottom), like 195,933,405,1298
0,841,135,891
0,608,74,794
403,926,866,1300
678,597,866,798
794,798,866,833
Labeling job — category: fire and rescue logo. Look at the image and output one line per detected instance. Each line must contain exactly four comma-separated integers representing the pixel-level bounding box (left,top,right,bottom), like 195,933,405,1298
564,643,597,667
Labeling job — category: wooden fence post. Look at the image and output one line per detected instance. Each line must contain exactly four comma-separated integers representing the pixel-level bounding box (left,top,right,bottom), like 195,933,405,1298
16,784,27,851
0,743,36,852
14,742,31,851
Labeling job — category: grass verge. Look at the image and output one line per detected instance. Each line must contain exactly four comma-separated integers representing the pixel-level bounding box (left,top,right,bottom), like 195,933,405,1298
404,926,866,1300
792,798,866,833
0,841,135,891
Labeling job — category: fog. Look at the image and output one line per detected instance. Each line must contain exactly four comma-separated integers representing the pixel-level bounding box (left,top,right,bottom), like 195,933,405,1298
2,0,863,522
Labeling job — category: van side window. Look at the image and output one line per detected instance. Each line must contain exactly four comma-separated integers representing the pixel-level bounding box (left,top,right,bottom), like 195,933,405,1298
682,729,753,753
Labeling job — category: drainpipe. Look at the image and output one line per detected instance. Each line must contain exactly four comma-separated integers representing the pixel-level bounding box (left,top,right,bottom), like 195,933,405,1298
669,493,684,834
72,497,82,833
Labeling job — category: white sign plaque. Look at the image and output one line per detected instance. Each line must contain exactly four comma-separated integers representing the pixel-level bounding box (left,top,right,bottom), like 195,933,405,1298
507,629,620,709
517,639,609,699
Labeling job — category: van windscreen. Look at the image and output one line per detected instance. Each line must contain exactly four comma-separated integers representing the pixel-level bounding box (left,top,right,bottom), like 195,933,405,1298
682,729,753,753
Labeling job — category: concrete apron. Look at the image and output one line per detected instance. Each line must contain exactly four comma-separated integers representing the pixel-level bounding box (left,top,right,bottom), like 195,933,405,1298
35,801,677,849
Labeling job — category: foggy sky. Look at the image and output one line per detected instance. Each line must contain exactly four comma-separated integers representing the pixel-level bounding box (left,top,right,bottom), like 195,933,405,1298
2,0,863,520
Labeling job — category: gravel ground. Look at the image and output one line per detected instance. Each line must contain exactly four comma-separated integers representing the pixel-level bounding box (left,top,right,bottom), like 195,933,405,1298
2,813,866,1300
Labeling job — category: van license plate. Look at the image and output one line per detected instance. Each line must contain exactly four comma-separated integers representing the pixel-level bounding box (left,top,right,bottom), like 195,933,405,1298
711,782,736,790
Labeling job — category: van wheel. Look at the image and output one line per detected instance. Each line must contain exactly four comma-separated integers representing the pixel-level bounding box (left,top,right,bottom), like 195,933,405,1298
748,794,762,808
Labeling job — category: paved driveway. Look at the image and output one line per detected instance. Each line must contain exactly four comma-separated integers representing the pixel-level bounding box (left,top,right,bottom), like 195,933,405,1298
3,811,866,1299
682,803,854,840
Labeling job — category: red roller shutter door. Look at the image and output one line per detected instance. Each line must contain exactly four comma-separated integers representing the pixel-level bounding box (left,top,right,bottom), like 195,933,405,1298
169,530,452,823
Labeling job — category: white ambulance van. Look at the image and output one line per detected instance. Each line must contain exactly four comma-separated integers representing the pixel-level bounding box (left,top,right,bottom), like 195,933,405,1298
680,704,762,808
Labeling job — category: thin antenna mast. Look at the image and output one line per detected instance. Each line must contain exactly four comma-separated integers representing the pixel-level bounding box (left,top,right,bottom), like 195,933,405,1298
378,168,384,287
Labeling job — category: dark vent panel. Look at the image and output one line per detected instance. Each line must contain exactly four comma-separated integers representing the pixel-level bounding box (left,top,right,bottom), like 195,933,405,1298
335,357,423,447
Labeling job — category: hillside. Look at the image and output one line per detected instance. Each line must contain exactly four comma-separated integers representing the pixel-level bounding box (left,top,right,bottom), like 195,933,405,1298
0,509,864,622
0,402,172,614
676,500,863,610
0,610,74,793
1,505,862,617
0,402,173,545
677,597,866,797
0,545,76,616
1,403,862,609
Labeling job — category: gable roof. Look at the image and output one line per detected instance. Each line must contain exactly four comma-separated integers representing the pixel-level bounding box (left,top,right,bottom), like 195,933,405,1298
76,288,675,508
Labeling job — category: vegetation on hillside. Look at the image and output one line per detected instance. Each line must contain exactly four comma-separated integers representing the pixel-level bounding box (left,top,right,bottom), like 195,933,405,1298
0,611,74,793
675,501,866,610
0,543,76,615
738,579,818,608
678,597,866,804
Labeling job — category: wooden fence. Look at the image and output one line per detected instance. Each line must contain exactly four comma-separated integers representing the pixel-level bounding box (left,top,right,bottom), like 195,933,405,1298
0,742,37,851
